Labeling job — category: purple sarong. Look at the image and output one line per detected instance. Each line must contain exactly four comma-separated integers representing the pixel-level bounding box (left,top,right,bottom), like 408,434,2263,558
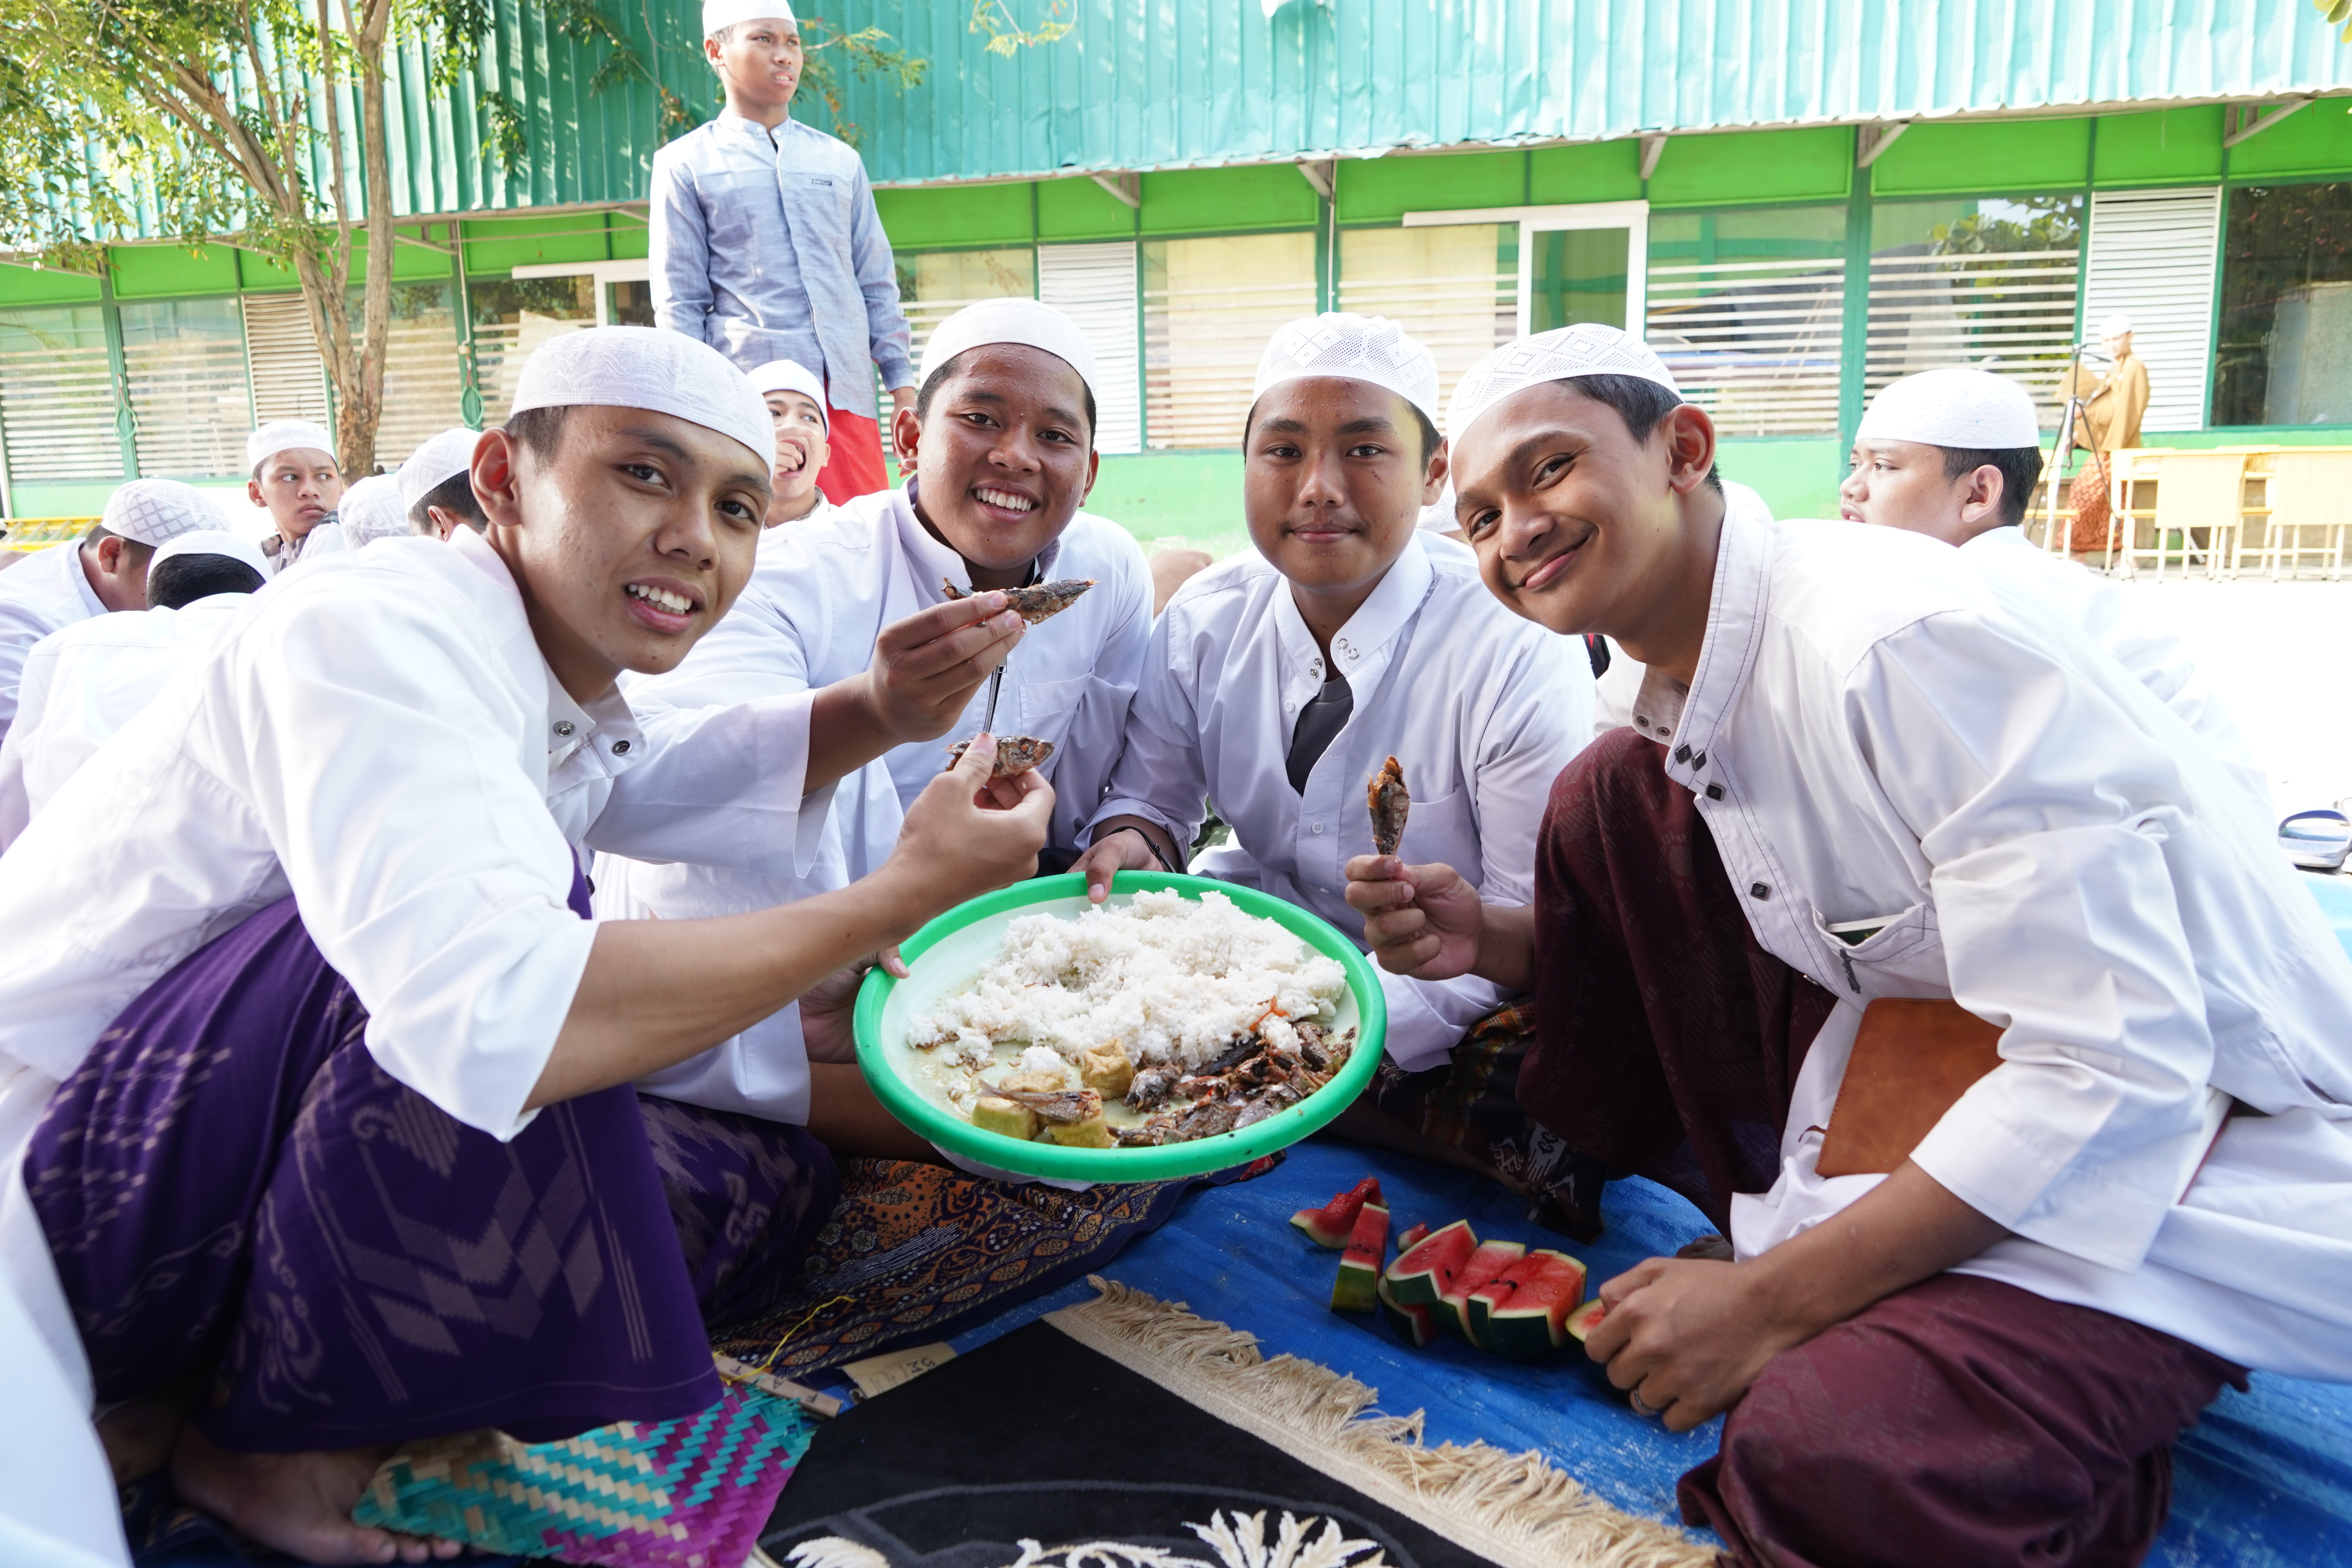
25,884,836,1452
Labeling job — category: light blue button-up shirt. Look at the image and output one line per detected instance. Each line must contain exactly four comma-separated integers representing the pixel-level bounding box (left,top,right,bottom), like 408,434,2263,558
649,110,915,421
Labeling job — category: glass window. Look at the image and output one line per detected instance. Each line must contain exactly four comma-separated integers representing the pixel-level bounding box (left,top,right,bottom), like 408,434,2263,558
1142,233,1318,450
368,283,467,468
2213,182,2352,427
897,248,1036,370
1866,196,2082,423
1338,225,1514,417
120,296,250,478
466,275,595,421
1529,227,1632,332
1648,206,1846,436
608,279,655,327
0,306,122,485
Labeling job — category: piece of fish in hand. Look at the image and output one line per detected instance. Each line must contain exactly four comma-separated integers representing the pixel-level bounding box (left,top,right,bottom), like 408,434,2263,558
942,577,1097,624
1368,755,1410,857
946,735,1056,777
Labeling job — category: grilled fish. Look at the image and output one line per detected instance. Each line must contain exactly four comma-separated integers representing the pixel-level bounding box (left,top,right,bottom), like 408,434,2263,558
1368,755,1410,857
943,577,1097,625
947,735,1056,777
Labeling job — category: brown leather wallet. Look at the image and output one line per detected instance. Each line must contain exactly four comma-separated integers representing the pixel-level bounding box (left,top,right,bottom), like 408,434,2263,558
1816,998,2005,1178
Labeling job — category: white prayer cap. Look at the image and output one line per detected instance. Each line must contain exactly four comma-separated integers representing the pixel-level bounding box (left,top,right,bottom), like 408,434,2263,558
2100,313,2136,339
1252,313,1441,428
703,0,793,36
336,475,412,547
1447,323,1682,451
509,325,774,470
150,528,269,577
749,359,829,431
246,420,338,477
918,298,1100,406
397,428,482,515
1856,368,2040,450
101,478,217,548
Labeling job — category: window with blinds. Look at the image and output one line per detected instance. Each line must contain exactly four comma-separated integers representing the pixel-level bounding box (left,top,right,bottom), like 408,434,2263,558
896,248,1036,370
370,283,468,468
1337,224,1515,421
120,297,251,478
1143,232,1318,450
2082,187,2222,433
1867,197,2083,423
465,276,596,430
241,291,332,429
0,307,122,485
1646,208,1846,437
1038,242,1142,456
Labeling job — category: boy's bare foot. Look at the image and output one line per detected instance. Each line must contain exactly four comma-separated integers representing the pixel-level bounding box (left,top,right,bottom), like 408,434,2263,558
171,1426,460,1564
96,1393,189,1486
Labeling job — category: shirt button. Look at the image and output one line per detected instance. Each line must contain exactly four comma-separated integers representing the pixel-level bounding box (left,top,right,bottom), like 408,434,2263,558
612,739,631,755
553,720,575,737
1311,821,1325,835
1673,743,1691,763
1705,784,1724,800
1283,700,1295,713
1749,881,1770,900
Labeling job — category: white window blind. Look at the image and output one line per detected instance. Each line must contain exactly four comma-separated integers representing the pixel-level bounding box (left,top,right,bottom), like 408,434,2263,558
1338,224,1515,422
1143,233,1318,451
1648,257,1845,436
2082,187,2223,433
1866,248,2082,421
897,249,1037,374
0,307,122,485
371,287,468,468
1038,241,1142,456
121,298,251,478
241,292,331,430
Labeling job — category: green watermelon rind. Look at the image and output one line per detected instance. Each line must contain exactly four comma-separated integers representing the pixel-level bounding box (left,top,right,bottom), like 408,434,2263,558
1291,1176,1385,1250
1436,1240,1527,1346
1565,1298,1609,1344
1330,1202,1390,1314
1383,1218,1478,1308
1375,1272,1437,1348
1483,1251,1588,1359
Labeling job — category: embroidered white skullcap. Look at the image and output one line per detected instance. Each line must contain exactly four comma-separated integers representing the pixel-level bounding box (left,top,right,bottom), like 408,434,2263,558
245,420,338,477
397,428,482,515
509,325,774,470
1447,323,1682,451
335,475,412,547
1857,368,2041,450
150,528,269,577
748,358,829,431
2100,313,2136,339
918,298,1100,405
1252,313,1441,428
703,0,793,36
101,478,217,548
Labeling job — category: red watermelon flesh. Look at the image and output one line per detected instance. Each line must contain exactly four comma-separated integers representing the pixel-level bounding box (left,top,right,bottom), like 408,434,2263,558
1465,1266,1524,1348
1566,1298,1609,1344
1382,1219,1478,1308
1436,1240,1526,1344
1484,1250,1589,1359
1396,1221,1430,1252
1291,1176,1385,1249
1375,1273,1437,1348
1330,1202,1389,1314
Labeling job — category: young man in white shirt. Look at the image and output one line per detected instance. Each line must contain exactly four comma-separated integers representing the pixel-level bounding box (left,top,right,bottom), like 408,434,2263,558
1350,324,2352,1566
609,298,1148,1156
0,327,1050,1565
245,419,345,573
1074,314,1595,1221
398,427,489,539
1842,365,2272,825
749,358,833,526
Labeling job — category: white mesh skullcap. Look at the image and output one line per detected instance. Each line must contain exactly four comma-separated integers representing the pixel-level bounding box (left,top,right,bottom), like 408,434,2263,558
101,479,217,548
1252,313,1441,427
509,326,774,470
918,298,1100,406
1857,368,2041,450
397,428,482,515
749,359,829,432
2100,313,2136,339
1447,324,1681,451
703,0,793,36
150,528,269,577
246,421,338,477
336,475,412,547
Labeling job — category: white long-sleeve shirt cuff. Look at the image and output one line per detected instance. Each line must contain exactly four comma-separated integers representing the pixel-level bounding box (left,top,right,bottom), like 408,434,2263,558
1377,968,1511,1074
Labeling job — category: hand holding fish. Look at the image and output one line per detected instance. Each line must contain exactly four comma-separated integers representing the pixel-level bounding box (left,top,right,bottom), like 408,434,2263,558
864,593,1028,743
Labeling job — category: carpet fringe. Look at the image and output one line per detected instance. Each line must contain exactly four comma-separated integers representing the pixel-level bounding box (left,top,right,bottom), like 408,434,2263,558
1047,1277,1714,1568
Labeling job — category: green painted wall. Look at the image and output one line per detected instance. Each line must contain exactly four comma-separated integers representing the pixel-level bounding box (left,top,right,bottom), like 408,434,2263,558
2230,101,2352,179
1871,118,2093,196
873,183,1036,250
2095,107,2226,185
0,264,105,305
1650,127,1852,207
1141,165,1321,236
1036,176,1137,242
1530,141,1644,204
1337,151,1525,225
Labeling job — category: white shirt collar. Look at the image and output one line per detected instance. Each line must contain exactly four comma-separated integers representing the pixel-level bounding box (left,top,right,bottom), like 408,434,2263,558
1640,488,1774,791
1271,531,1437,690
893,482,1062,598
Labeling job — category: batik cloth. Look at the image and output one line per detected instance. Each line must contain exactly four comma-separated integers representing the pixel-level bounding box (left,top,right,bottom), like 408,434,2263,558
25,879,837,1452
1522,728,2244,1566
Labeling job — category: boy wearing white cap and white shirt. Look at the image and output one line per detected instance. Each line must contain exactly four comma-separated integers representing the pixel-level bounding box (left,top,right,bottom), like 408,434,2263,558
750,357,833,526
398,426,489,538
608,297,1146,1154
1349,322,2352,1566
1844,365,2270,825
331,474,412,548
651,0,913,505
0,520,269,847
0,326,1051,1564
0,476,211,751
1075,313,1594,1215
244,419,344,573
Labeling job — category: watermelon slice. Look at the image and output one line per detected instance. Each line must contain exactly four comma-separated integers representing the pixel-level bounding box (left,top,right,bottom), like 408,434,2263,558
1375,1273,1437,1348
1465,1261,1526,1348
1383,1219,1477,1308
1291,1176,1385,1249
1566,1298,1609,1344
1436,1240,1526,1345
1483,1250,1589,1359
1395,1221,1430,1252
1330,1202,1389,1314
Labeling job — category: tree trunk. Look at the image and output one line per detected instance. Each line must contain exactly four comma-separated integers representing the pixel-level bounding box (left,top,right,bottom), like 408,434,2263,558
345,0,396,477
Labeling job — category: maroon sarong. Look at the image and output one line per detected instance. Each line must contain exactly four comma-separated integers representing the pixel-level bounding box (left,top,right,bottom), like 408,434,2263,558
25,883,836,1452
1522,729,2243,1567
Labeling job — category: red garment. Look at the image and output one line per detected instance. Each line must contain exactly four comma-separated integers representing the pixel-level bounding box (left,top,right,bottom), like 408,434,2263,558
1521,728,2243,1567
817,404,889,503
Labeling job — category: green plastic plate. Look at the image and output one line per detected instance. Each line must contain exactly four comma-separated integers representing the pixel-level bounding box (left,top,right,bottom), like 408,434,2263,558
853,871,1387,1182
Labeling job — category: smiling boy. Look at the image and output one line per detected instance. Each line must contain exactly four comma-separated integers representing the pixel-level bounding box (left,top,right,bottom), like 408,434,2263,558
651,0,913,503
245,419,345,573
0,327,1051,1565
1348,324,2352,1566
1076,314,1592,1210
750,357,833,526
